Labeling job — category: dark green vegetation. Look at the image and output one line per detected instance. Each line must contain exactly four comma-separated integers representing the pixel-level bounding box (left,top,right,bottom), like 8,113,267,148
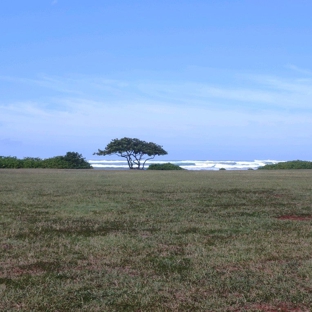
0,152,92,169
147,163,184,170
258,160,312,170
94,137,167,169
1,170,312,311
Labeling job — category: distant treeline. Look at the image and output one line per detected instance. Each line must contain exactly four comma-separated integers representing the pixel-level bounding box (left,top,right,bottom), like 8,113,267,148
258,160,312,170
0,152,92,169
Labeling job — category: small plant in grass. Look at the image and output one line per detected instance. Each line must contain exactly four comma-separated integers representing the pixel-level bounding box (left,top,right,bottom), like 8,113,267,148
147,163,184,170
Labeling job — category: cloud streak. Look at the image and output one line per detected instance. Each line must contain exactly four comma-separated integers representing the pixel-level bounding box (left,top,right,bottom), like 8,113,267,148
1,69,312,159
286,64,312,76
2,71,312,111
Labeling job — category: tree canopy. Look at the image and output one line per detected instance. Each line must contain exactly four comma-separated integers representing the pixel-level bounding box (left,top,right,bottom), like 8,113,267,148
94,137,168,169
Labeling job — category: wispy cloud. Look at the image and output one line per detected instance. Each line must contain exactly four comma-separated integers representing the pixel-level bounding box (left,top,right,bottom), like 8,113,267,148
134,77,312,111
2,95,311,138
1,70,312,158
286,64,312,76
0,75,84,95
51,0,58,5
3,71,311,111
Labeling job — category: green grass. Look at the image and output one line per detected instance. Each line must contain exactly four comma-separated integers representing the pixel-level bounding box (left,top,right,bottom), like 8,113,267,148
1,169,312,311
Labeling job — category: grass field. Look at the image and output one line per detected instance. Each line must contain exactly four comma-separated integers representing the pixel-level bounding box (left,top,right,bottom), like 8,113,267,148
1,169,312,311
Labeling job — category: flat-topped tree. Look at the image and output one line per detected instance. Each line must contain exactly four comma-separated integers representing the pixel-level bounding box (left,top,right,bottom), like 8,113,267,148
94,137,168,169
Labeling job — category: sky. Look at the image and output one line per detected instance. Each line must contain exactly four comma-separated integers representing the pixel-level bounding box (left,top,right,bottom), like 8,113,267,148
1,0,312,161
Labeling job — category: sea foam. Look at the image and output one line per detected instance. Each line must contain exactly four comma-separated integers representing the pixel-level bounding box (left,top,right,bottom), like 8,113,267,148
88,159,283,170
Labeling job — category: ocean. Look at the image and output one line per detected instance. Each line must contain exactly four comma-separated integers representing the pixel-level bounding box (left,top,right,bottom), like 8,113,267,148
88,159,283,170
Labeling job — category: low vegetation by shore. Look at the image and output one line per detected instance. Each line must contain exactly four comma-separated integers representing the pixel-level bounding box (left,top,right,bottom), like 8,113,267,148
258,160,312,170
147,163,184,170
0,152,92,169
1,169,312,311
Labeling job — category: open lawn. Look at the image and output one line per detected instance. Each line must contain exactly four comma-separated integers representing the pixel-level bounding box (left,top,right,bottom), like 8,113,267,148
1,169,312,311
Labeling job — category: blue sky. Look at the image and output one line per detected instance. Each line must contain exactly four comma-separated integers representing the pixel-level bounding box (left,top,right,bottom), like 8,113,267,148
1,0,312,160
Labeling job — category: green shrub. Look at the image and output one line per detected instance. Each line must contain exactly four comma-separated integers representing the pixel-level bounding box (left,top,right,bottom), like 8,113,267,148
219,168,226,170
0,152,92,169
41,156,70,169
147,163,184,170
0,156,23,168
258,160,312,170
63,152,93,169
41,152,92,169
22,157,43,168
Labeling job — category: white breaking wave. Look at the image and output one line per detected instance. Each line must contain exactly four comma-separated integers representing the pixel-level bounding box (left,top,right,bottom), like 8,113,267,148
88,159,284,170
